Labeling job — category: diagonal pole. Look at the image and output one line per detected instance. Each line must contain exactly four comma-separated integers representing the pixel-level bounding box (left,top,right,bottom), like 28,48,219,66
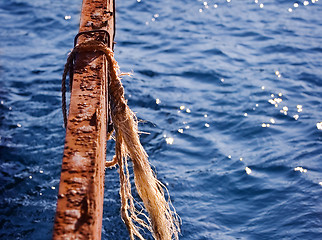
53,0,114,239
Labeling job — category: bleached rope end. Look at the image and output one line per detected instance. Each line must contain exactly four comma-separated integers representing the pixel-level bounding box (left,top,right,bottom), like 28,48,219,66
62,40,181,240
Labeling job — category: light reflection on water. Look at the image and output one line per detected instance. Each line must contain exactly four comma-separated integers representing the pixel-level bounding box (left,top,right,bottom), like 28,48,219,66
0,0,322,239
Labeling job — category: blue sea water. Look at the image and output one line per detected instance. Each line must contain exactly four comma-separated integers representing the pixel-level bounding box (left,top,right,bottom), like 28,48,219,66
1,0,322,239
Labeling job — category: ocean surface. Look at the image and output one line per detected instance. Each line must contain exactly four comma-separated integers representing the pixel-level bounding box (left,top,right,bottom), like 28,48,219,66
1,0,322,239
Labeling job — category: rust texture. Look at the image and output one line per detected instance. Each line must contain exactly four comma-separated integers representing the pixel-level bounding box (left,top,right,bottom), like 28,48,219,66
53,0,114,239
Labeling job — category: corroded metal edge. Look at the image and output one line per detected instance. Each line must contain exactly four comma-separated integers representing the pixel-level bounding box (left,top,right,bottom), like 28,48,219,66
53,0,114,239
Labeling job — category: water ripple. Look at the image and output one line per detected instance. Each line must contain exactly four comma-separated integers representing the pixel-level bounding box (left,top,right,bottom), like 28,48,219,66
1,0,322,239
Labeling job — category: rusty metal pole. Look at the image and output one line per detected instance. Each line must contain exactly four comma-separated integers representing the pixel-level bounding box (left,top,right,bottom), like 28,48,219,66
53,0,114,239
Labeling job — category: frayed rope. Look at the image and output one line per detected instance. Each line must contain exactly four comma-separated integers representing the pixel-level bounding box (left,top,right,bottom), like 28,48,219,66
62,40,180,240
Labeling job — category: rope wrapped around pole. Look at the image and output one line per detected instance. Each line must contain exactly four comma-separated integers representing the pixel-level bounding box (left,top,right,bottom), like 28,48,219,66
62,40,180,240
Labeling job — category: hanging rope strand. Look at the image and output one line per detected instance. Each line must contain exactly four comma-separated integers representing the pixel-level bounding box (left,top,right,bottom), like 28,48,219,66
61,51,74,128
61,40,180,240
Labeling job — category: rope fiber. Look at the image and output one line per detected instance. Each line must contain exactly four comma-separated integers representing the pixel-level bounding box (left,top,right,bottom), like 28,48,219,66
62,40,180,240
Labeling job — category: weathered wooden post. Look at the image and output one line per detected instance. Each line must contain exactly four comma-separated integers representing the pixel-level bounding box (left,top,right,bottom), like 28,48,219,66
53,0,114,239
